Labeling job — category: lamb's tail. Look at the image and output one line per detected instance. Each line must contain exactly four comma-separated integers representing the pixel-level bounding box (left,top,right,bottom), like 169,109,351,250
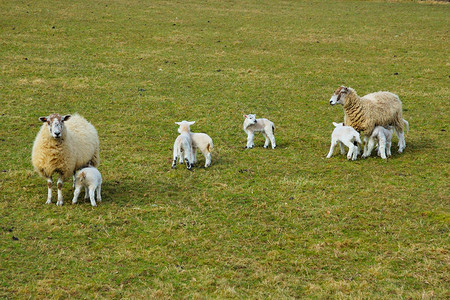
207,142,213,153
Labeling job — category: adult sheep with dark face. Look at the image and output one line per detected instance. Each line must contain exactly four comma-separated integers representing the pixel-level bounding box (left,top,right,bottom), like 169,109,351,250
32,113,100,206
329,86,406,153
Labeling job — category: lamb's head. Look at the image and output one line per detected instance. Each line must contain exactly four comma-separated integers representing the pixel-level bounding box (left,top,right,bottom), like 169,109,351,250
175,121,195,133
329,86,350,106
243,114,257,126
39,113,71,139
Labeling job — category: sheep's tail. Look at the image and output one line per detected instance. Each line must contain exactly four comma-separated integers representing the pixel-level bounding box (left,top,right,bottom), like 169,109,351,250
403,119,409,133
207,142,213,153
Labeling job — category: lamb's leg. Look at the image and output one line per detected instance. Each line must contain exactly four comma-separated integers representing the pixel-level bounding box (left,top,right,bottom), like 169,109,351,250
246,132,254,148
262,133,270,148
72,186,81,204
378,135,387,159
326,139,337,158
205,152,211,167
267,131,276,149
339,141,346,155
193,147,197,165
56,176,64,206
172,146,178,169
88,187,97,207
84,187,89,199
386,139,392,157
362,138,376,158
341,141,356,160
97,185,102,203
46,178,53,204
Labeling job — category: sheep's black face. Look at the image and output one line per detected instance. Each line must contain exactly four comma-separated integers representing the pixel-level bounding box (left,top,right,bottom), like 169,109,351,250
39,114,71,139
329,86,348,105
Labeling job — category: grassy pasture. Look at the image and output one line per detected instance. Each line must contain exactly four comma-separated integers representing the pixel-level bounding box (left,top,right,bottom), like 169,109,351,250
0,0,449,298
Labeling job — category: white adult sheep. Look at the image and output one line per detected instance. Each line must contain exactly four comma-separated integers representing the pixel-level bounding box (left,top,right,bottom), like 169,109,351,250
329,86,406,153
326,122,362,160
172,121,195,170
32,113,100,206
243,114,276,149
72,166,102,207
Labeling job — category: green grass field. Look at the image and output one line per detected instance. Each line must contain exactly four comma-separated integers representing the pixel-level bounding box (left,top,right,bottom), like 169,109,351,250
1,0,448,298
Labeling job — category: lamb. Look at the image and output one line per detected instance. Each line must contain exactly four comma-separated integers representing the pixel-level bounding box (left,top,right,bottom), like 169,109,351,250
172,121,195,170
329,86,406,153
32,113,100,206
243,114,276,149
72,167,102,207
326,122,362,161
363,119,409,159
191,133,214,167
362,126,393,159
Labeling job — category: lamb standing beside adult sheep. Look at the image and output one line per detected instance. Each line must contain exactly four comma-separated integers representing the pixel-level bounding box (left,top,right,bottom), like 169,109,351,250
172,121,195,170
363,119,409,159
326,122,362,161
72,166,102,207
243,114,276,149
32,113,100,206
329,86,406,153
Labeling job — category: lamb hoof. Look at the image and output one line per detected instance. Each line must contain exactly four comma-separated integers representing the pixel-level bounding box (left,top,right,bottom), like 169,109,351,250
56,201,63,206
45,199,52,204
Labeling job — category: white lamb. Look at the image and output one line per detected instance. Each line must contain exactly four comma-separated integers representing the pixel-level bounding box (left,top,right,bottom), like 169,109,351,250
72,167,102,207
326,122,362,161
243,114,276,149
363,119,409,159
32,113,100,206
172,121,195,170
191,133,214,167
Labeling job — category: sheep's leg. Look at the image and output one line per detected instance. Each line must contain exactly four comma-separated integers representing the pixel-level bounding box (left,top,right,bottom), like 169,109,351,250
378,135,387,159
269,133,276,149
386,139,392,157
339,142,346,155
246,132,254,148
341,141,356,160
205,151,211,167
395,128,405,153
262,133,270,148
362,138,376,158
88,187,97,207
46,178,53,204
72,186,81,204
193,147,197,164
96,185,102,203
326,139,337,158
56,176,64,206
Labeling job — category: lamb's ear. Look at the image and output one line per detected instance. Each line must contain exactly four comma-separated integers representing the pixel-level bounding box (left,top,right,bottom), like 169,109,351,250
175,122,181,125
62,115,71,122
39,117,47,123
243,115,247,118
188,121,195,126
332,122,338,127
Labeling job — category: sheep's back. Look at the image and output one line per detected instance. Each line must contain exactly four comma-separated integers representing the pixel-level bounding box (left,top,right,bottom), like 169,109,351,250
360,92,403,131
65,114,100,169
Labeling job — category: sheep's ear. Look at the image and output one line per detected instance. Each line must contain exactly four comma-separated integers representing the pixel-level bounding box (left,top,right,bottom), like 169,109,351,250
341,87,348,93
39,117,47,123
62,115,71,122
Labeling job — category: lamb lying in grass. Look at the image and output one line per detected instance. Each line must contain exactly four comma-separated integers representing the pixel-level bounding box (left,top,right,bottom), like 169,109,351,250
72,167,102,207
172,121,195,170
243,114,276,149
326,122,362,161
